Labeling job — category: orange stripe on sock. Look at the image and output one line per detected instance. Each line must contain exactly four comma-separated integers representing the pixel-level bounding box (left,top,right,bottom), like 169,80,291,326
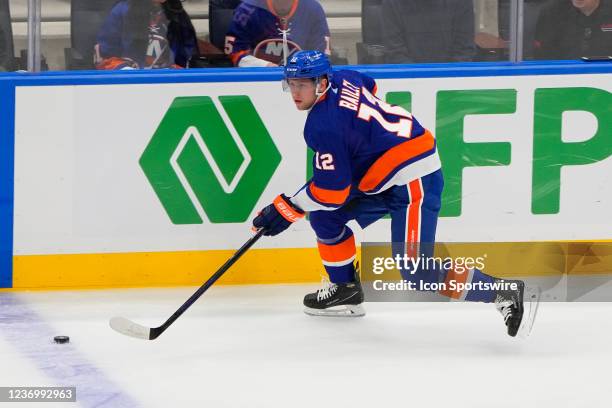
439,268,470,299
318,234,356,264
405,179,423,258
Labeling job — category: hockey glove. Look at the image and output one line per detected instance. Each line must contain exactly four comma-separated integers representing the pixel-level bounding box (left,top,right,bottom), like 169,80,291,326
253,194,305,236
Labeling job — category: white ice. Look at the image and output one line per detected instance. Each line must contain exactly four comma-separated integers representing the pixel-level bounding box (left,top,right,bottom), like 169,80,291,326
0,284,610,408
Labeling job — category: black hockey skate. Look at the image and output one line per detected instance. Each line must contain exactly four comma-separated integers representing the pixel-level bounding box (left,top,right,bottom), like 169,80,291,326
304,280,365,317
494,279,539,337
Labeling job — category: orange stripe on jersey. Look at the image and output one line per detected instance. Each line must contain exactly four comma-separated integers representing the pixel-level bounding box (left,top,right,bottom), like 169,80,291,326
309,183,351,205
230,50,250,66
318,234,356,264
439,267,470,299
287,0,300,19
372,84,378,96
358,130,435,193
267,0,300,21
405,180,423,258
96,57,137,70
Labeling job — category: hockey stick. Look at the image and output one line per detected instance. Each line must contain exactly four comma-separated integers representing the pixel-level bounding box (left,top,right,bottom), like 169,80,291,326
109,229,265,340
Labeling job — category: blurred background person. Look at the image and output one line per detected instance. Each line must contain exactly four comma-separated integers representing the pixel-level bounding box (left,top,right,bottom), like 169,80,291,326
0,25,9,71
225,0,330,67
382,0,475,63
534,0,612,60
95,0,199,70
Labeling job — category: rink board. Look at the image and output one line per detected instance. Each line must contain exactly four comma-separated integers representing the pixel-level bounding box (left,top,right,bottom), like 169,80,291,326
1,62,611,289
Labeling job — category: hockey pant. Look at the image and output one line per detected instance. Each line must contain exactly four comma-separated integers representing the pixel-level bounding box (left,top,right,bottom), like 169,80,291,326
308,170,496,303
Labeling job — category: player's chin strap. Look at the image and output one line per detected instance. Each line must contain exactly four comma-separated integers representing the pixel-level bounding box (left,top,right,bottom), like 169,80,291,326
308,78,332,112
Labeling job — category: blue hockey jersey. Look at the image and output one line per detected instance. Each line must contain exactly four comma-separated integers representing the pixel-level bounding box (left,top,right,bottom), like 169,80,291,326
291,70,442,212
225,0,330,66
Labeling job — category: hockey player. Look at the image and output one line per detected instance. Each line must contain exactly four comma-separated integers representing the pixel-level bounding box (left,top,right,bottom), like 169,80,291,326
252,50,536,337
225,0,331,67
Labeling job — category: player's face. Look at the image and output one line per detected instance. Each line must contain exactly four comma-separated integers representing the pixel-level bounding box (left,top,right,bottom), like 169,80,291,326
288,79,318,110
287,78,328,111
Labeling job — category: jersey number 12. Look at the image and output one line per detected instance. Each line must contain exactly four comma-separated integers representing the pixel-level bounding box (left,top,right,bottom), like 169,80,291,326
315,152,335,170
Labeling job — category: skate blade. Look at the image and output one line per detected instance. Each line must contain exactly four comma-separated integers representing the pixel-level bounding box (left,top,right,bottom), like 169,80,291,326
518,286,541,339
304,304,366,317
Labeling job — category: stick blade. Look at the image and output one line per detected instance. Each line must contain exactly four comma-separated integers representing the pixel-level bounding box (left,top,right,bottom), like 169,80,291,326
110,316,152,340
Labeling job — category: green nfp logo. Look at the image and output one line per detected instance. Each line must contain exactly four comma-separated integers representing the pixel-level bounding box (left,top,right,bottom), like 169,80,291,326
140,96,281,224
385,87,612,216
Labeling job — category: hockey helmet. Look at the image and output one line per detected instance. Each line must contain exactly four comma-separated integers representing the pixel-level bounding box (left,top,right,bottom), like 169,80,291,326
283,50,332,93
284,50,332,81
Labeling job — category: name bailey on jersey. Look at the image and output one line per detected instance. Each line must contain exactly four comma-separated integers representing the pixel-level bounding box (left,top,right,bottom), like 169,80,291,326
338,79,362,111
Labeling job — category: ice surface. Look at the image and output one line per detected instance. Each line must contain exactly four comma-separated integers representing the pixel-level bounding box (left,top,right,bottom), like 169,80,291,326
0,284,610,408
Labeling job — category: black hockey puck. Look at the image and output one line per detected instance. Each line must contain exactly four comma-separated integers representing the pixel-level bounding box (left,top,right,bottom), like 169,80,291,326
54,336,70,344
